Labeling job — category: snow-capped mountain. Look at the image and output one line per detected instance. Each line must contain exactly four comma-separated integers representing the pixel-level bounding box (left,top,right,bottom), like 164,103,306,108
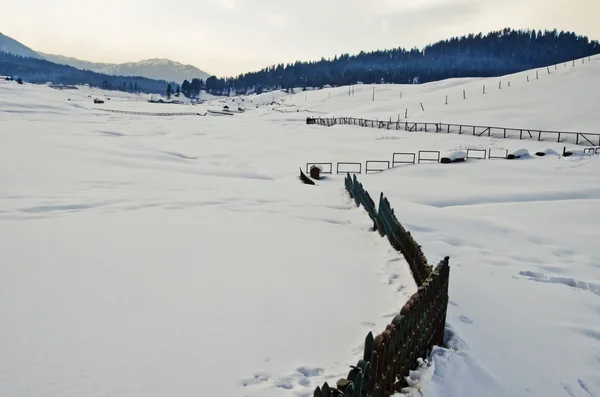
1,32,211,83
40,53,211,83
0,32,41,59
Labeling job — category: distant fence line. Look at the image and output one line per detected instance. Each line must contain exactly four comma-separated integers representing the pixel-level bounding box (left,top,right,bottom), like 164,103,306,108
94,108,205,116
305,145,600,176
313,175,450,397
306,117,600,147
305,148,522,176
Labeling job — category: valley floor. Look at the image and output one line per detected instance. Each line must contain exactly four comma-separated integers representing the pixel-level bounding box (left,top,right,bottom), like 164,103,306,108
1,61,599,397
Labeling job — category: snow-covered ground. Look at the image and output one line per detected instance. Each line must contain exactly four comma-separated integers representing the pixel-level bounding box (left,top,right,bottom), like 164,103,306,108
1,57,599,397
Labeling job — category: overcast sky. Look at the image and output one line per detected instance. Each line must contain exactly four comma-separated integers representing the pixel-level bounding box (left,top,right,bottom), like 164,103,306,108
2,0,599,76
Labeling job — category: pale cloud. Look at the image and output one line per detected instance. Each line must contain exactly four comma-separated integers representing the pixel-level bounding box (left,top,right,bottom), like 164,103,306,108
210,0,237,11
263,13,288,28
0,0,599,77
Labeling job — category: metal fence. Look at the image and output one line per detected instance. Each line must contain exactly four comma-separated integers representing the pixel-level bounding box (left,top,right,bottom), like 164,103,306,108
307,117,600,147
314,175,450,397
305,145,598,176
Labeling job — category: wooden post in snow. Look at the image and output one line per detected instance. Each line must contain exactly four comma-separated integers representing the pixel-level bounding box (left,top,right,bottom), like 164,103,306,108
372,87,375,102
420,102,425,112
483,85,486,94
445,95,448,105
499,81,502,89
463,90,466,99
527,76,530,82
536,70,539,79
405,108,408,118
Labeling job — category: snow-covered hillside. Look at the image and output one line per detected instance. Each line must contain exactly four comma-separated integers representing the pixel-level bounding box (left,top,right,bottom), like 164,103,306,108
1,57,599,397
0,32,40,59
40,54,212,83
0,32,211,83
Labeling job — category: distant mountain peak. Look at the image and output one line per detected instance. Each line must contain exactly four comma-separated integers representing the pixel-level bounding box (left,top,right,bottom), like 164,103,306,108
0,32,211,83
0,32,41,59
41,53,211,83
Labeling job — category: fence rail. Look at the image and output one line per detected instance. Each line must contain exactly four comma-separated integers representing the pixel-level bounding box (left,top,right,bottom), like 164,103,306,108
303,143,598,177
94,108,205,116
314,175,450,397
307,117,600,147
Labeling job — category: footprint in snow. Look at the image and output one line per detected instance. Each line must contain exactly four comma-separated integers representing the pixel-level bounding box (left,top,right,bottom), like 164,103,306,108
241,372,269,387
388,273,399,285
296,367,324,378
458,315,474,324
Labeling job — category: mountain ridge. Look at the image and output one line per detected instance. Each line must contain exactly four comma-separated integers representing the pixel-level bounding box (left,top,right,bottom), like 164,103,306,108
39,53,211,82
0,32,211,83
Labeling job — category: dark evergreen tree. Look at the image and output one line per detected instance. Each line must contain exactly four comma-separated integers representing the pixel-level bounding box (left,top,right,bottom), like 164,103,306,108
198,28,599,96
205,76,217,94
181,79,190,97
166,83,172,99
190,78,203,97
176,84,181,96
0,51,174,94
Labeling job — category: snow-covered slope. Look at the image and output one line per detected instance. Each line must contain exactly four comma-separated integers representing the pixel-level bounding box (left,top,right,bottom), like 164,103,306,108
40,53,211,82
0,32,41,59
237,55,600,134
1,56,599,397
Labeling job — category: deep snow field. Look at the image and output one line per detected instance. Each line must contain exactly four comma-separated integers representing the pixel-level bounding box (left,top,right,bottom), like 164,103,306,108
1,56,599,397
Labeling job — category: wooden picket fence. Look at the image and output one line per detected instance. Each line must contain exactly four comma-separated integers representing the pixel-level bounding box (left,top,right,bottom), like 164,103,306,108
314,175,450,397
306,117,600,147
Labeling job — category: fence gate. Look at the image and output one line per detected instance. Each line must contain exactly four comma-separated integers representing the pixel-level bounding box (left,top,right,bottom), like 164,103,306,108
466,149,487,159
392,152,416,166
418,151,440,164
305,163,333,174
366,161,390,174
336,162,362,174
